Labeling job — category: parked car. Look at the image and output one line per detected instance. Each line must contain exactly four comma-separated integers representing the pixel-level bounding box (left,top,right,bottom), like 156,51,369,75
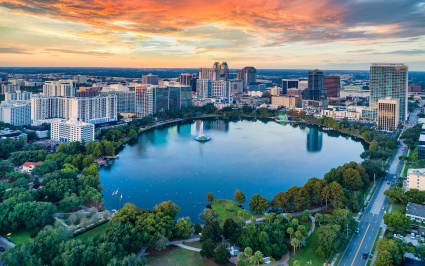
362,253,369,259
411,233,416,239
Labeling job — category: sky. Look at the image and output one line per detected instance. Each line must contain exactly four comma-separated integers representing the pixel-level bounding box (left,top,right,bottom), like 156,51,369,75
0,0,425,70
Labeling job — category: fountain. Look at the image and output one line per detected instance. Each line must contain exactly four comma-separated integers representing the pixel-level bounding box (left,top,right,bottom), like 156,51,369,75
194,120,211,142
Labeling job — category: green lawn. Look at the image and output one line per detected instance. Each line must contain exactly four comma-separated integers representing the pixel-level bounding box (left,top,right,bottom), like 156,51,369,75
147,247,218,266
212,199,255,225
6,228,36,245
184,241,202,249
75,223,108,241
288,230,327,266
391,203,405,214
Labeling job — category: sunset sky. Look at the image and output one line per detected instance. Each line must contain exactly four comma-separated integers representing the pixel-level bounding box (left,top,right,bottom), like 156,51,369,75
0,0,425,70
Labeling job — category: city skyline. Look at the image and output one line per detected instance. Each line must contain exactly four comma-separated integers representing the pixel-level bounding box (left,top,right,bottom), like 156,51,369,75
0,0,425,70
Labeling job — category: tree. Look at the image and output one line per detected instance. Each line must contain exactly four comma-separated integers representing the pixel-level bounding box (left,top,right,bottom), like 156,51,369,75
153,236,169,251
249,194,269,214
383,211,409,232
374,238,402,266
57,193,82,212
0,160,13,179
271,192,290,212
342,168,364,190
249,251,264,265
369,140,378,151
384,187,407,204
214,244,231,264
207,192,214,204
286,227,294,241
200,238,216,258
315,224,340,258
174,217,193,239
201,220,222,243
200,208,217,222
107,254,146,266
223,218,239,241
304,178,325,205
315,213,324,226
234,189,246,205
193,223,202,234
291,238,299,254
153,200,179,219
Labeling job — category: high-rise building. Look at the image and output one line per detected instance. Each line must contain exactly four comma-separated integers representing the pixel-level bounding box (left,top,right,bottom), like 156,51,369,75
135,85,156,118
76,87,101,97
216,62,229,80
4,90,32,102
101,85,135,114
211,80,230,98
199,68,218,80
43,80,75,97
169,85,192,110
229,80,243,95
30,95,117,124
281,79,298,95
237,67,256,91
1,83,20,95
370,63,408,121
407,169,425,191
196,79,211,98
305,70,325,102
179,73,193,86
377,98,399,131
324,75,340,98
156,86,170,113
0,101,31,126
50,119,94,143
142,74,159,85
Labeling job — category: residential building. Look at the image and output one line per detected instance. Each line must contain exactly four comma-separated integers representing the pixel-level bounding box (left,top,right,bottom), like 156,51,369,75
270,86,282,96
142,74,159,85
405,202,425,223
179,73,193,86
211,80,230,98
237,67,256,90
4,90,32,102
321,106,361,121
1,83,19,94
199,62,229,81
199,68,218,80
50,119,94,143
196,79,211,98
101,85,135,114
135,85,156,118
324,75,340,97
31,95,117,124
21,161,42,173
0,101,31,126
76,87,101,97
43,80,75,97
370,63,408,121
271,96,302,108
377,98,399,131
407,168,425,191
281,79,298,95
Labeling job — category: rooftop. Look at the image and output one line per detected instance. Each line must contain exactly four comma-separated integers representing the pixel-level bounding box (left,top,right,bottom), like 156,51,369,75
22,161,42,167
406,202,425,218
420,134,425,142
407,168,425,176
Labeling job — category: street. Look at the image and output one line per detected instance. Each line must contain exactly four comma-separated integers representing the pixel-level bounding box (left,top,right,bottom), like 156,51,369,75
338,143,406,266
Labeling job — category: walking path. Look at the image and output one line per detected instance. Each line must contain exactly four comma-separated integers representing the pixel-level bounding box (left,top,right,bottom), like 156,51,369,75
169,237,201,252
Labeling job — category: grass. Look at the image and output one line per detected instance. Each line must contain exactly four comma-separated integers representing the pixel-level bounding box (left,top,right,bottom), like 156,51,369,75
288,230,326,266
212,199,256,225
184,241,202,249
391,203,405,214
6,228,36,245
75,223,108,241
147,246,218,266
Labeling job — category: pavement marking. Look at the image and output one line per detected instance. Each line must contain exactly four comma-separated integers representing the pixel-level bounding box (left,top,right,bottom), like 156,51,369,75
351,224,371,266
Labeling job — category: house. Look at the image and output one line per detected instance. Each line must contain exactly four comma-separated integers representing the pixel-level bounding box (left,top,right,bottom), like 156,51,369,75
263,257,271,264
21,161,42,173
227,246,240,256
406,202,425,223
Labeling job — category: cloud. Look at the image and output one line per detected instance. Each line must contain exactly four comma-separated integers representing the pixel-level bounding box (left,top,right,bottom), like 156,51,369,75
0,47,29,54
45,48,113,56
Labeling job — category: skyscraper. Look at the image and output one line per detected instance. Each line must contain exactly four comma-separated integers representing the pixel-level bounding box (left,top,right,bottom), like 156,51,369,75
199,62,229,81
377,98,399,131
237,67,256,91
305,70,326,105
135,85,156,118
370,63,408,121
43,80,75,97
142,74,159,85
281,79,298,95
179,73,193,86
324,75,340,98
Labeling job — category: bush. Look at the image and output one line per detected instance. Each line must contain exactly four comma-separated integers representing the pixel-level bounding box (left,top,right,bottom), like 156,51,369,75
214,244,231,264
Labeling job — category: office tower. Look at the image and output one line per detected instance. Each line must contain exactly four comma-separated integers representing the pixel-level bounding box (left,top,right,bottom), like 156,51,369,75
4,90,32,102
377,98,399,131
50,119,94,143
135,85,156,118
237,67,256,91
229,79,243,95
305,70,326,105
216,62,229,80
199,68,218,80
179,73,193,86
324,75,341,98
169,85,192,110
101,85,135,114
142,74,159,85
271,95,302,108
199,62,229,81
0,101,31,126
211,80,230,98
370,63,408,121
30,95,117,124
270,86,281,96
196,79,211,98
281,79,299,95
43,80,75,97
156,86,170,113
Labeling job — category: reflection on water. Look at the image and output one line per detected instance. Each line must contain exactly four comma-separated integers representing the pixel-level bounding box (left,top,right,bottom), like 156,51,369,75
100,119,363,221
306,127,323,152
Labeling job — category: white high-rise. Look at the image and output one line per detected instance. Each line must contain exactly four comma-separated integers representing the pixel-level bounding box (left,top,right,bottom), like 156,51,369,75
31,95,117,124
4,90,32,102
50,119,94,143
0,101,31,126
43,80,75,97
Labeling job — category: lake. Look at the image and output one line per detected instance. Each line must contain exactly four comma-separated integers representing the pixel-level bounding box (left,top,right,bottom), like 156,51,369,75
100,119,364,221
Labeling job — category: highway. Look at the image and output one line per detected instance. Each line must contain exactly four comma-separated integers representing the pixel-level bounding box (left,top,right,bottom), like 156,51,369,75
338,142,406,266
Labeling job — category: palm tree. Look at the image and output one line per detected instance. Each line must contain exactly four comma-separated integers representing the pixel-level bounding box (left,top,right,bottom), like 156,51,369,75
291,238,299,254
286,227,294,241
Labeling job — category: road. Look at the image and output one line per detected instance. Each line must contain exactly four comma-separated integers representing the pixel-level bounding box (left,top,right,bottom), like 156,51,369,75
338,143,406,266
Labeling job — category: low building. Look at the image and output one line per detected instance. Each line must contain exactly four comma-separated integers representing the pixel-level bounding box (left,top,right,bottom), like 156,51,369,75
321,106,361,121
407,168,425,191
377,98,399,131
406,202,425,223
271,95,301,109
50,119,94,143
21,161,42,173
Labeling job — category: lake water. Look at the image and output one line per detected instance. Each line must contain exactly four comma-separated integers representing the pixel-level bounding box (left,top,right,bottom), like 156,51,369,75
100,119,364,221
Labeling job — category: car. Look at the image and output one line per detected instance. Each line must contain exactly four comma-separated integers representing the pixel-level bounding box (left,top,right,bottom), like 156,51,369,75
387,181,390,185
411,233,416,239
362,253,369,259
355,229,360,234
0,246,5,252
